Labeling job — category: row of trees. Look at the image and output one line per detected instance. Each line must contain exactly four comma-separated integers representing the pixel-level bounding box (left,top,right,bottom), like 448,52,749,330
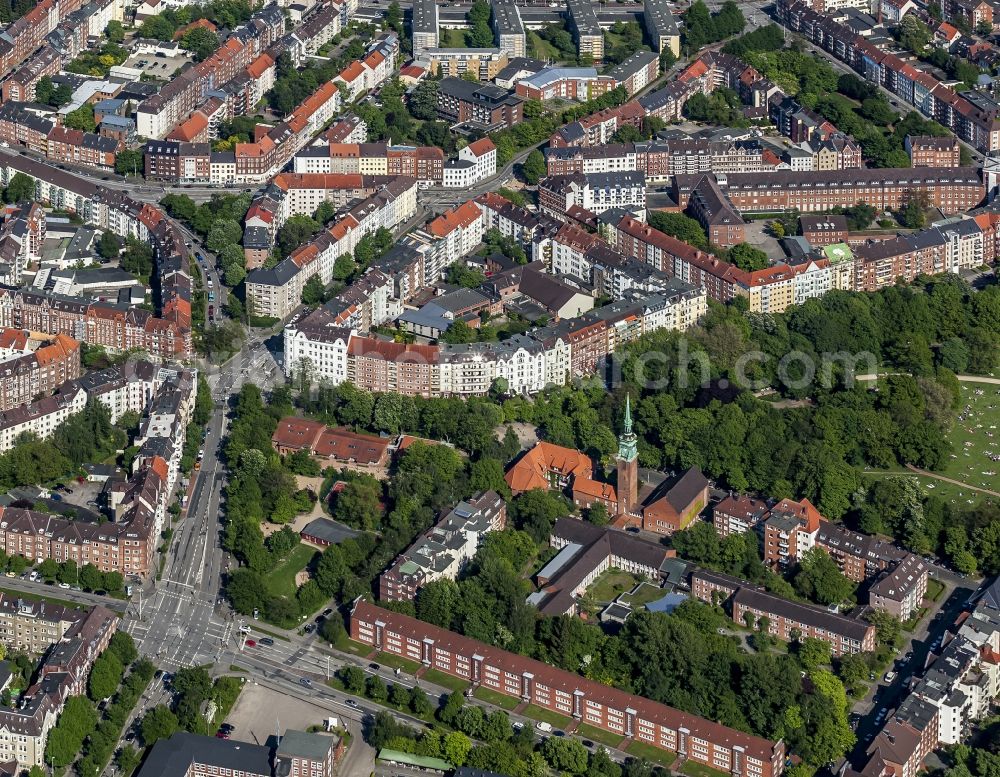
366,689,623,777
160,192,252,286
142,667,243,741
682,0,746,50
138,0,255,41
46,634,150,770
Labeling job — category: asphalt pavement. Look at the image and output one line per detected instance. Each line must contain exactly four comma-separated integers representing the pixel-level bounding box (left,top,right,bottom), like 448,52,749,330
0,577,127,611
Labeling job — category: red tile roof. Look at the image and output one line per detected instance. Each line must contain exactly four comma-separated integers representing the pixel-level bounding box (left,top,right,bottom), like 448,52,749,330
505,441,593,493
427,201,481,238
272,417,324,451
466,137,496,157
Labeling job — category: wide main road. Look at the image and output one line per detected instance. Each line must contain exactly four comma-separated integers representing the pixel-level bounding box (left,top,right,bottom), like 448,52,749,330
124,395,231,669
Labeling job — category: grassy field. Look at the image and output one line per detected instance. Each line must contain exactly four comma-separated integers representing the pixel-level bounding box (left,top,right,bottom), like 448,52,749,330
422,667,469,693
863,380,1000,506
620,582,666,609
527,31,563,62
576,722,626,749
682,761,731,777
626,740,677,767
265,544,318,598
333,634,370,656
474,686,519,709
522,703,572,728
588,569,642,603
439,28,468,47
926,578,946,602
375,652,422,674
937,381,1000,499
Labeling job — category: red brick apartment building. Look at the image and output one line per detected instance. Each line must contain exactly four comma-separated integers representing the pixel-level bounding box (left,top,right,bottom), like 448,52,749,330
686,175,745,248
905,136,961,168
0,331,80,412
690,570,876,656
674,169,984,214
387,146,443,182
733,587,876,655
799,215,849,246
351,599,786,777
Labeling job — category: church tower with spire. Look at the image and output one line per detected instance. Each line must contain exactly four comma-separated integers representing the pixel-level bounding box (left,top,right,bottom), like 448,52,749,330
617,395,639,515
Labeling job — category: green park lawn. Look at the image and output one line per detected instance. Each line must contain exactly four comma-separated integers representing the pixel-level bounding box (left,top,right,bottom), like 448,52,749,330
265,543,318,599
473,685,519,709
626,740,677,767
863,379,1000,506
421,668,469,692
522,703,571,728
935,381,1000,498
576,722,626,749
375,652,422,674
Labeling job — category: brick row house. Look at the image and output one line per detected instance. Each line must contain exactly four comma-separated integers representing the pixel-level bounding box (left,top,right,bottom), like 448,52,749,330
690,570,877,656
0,104,120,171
713,493,929,620
0,150,192,363
351,599,787,777
778,0,1000,152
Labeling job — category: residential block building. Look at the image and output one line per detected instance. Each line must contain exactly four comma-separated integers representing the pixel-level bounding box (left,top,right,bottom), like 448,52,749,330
350,599,786,776
906,135,961,167
379,491,506,601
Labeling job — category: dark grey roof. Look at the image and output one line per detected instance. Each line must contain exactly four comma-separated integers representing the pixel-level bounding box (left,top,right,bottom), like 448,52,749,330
494,57,546,82
492,0,524,35
138,732,271,777
247,259,299,287
517,266,587,312
733,587,872,641
276,730,338,761
243,225,271,249
412,0,438,34
604,50,659,81
301,517,358,544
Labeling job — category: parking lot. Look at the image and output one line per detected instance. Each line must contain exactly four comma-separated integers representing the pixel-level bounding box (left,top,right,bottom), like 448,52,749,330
56,479,105,512
225,682,336,747
121,51,189,79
